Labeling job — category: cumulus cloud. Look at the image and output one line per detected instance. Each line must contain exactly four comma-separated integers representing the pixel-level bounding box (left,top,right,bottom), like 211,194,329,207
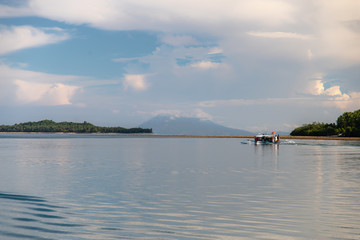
328,92,360,110
0,25,69,55
15,80,51,103
306,79,344,97
123,74,148,91
0,65,80,106
298,76,360,110
306,79,326,96
324,86,342,97
1,0,359,65
15,80,79,105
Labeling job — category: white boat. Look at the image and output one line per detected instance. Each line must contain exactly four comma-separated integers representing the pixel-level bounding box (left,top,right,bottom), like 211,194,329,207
254,132,280,144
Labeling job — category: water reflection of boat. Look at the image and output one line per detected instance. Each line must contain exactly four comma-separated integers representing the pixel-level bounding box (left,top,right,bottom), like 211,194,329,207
254,132,280,145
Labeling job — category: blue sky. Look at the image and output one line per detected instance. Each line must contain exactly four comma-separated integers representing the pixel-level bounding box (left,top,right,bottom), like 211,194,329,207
0,0,359,132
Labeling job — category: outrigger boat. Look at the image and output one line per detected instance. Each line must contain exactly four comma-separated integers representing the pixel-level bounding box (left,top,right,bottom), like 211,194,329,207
254,132,280,144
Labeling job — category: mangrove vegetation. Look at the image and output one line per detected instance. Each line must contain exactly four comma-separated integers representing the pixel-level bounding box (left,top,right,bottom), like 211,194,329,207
291,109,360,137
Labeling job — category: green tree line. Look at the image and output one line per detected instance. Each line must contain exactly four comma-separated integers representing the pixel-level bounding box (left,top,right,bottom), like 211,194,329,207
291,109,360,137
0,120,152,134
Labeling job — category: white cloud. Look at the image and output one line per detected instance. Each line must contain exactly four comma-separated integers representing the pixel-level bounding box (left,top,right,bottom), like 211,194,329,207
323,92,360,111
0,0,296,31
15,80,51,103
241,2,360,65
0,64,81,106
295,76,360,111
123,74,148,91
233,0,295,25
198,93,360,113
1,1,359,63
42,83,80,105
0,4,33,17
190,61,222,70
317,0,360,23
1,0,359,65
305,79,344,97
115,43,229,75
315,24,360,65
306,80,325,96
247,31,310,40
334,93,350,101
0,25,69,55
310,1,360,64
15,80,79,105
27,0,118,26
324,86,342,96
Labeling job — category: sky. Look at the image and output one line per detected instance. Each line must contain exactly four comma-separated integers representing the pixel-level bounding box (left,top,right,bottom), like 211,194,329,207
0,0,359,132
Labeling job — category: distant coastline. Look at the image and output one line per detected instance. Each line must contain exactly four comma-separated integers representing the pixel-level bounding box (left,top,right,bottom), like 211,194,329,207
2,132,360,140
98,134,360,140
90,134,360,140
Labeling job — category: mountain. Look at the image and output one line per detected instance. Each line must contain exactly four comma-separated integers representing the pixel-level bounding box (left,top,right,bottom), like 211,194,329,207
139,115,254,135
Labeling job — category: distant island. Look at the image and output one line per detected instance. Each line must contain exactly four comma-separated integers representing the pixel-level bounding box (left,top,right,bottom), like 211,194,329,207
0,120,152,134
291,109,360,137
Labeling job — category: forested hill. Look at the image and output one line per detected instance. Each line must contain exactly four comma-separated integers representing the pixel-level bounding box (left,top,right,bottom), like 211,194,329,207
291,109,360,137
0,120,152,134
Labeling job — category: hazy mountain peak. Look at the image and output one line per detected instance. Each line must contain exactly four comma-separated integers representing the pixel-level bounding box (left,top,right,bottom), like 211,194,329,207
140,115,253,135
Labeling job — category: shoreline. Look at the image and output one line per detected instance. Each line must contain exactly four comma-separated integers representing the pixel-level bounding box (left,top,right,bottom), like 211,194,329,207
1,132,360,140
129,135,360,140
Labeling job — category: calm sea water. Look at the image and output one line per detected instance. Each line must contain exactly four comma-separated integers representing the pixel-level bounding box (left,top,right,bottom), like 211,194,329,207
0,134,360,240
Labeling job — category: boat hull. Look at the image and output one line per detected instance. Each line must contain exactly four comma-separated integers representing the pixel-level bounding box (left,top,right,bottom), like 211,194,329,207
254,140,279,145
254,133,280,145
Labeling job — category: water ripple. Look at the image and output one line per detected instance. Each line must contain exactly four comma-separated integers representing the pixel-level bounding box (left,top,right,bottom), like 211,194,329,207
0,192,84,239
28,207,57,212
13,225,72,234
1,137,360,239
0,230,54,240
0,193,45,203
